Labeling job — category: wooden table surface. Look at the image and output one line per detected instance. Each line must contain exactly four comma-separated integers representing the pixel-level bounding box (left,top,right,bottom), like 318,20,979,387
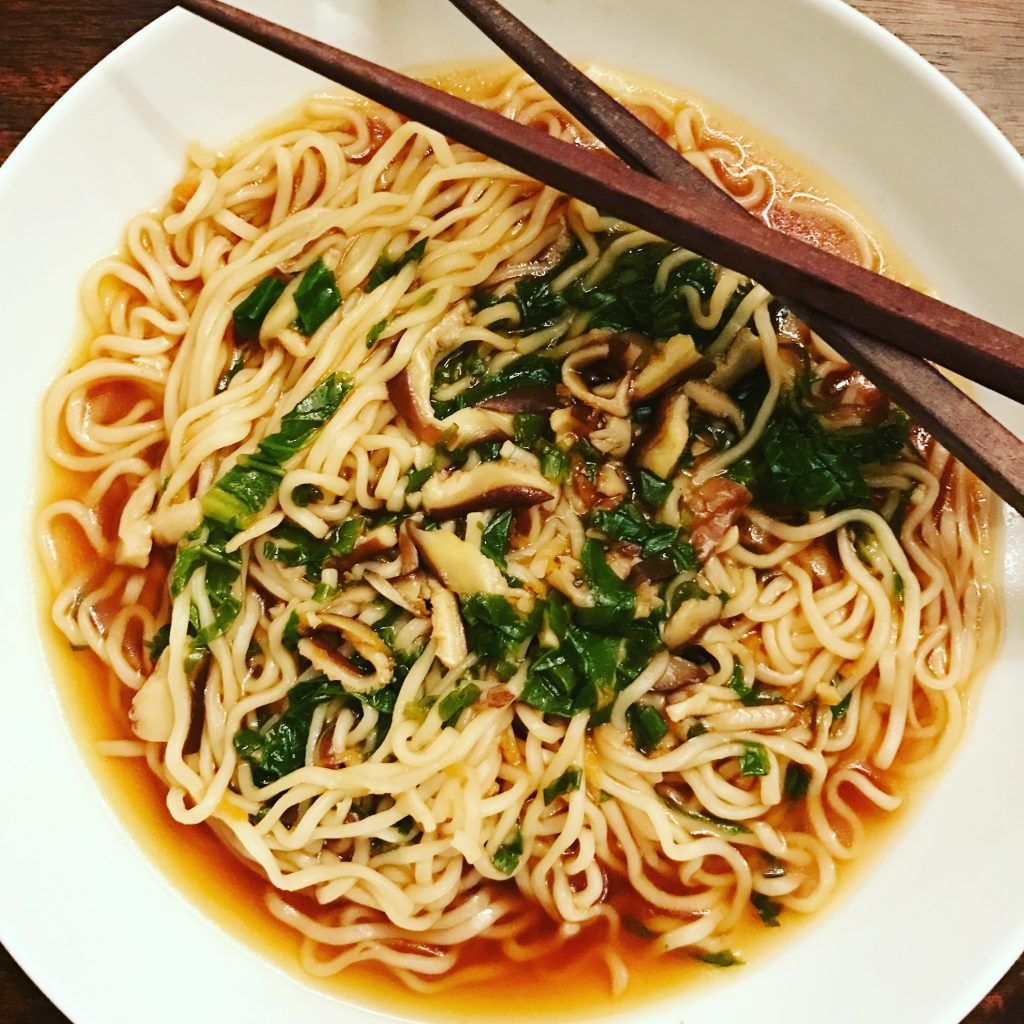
0,1,1021,1020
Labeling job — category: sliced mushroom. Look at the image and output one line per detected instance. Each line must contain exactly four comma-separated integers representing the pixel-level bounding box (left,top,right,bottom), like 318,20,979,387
478,386,559,414
151,497,203,546
650,655,708,692
388,363,444,444
409,522,507,595
662,596,722,650
364,570,428,616
397,520,419,575
708,328,762,392
298,614,393,694
638,391,690,478
596,463,628,500
589,414,633,458
333,525,398,573
116,472,160,568
183,655,211,756
446,407,517,446
484,685,516,708
683,380,744,433
550,403,602,446
562,339,632,416
421,461,556,518
430,585,468,668
386,305,470,444
130,655,174,742
632,333,709,400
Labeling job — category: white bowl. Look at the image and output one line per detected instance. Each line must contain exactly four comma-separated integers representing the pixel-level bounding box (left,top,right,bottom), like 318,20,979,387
1,2,1022,1023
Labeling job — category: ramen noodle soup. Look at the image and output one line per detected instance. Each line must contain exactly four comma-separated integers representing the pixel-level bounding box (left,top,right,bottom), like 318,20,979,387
37,65,1000,1008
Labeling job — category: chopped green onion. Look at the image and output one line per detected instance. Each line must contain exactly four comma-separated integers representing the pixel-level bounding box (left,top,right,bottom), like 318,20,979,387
538,441,570,482
366,318,389,347
437,683,481,727
491,827,524,875
543,766,582,805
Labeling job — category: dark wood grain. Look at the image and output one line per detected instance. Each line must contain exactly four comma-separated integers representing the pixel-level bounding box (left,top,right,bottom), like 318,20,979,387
0,2,1021,1022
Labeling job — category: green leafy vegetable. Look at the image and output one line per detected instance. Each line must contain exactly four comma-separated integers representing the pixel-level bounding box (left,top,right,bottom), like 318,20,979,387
290,483,323,507
728,664,781,707
538,441,570,483
282,610,302,652
783,762,811,801
513,412,549,449
459,594,542,664
433,343,487,390
405,462,435,493
628,703,668,755
234,676,344,785
432,353,560,418
293,258,341,335
192,596,242,649
217,349,247,393
750,399,909,513
672,807,751,836
543,767,582,805
170,524,243,660
566,246,720,341
491,827,524,875
367,238,427,291
366,318,389,347
437,682,481,727
371,815,416,855
576,540,636,631
480,510,514,570
147,624,171,661
637,468,673,508
738,741,770,777
203,374,352,532
472,242,579,333
751,892,782,927
695,949,743,967
591,503,697,571
830,691,852,721
263,516,365,581
233,276,285,339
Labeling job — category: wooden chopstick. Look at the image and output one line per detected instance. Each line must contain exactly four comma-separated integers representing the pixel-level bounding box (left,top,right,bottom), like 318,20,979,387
178,0,1024,404
175,0,1024,514
443,0,1024,517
